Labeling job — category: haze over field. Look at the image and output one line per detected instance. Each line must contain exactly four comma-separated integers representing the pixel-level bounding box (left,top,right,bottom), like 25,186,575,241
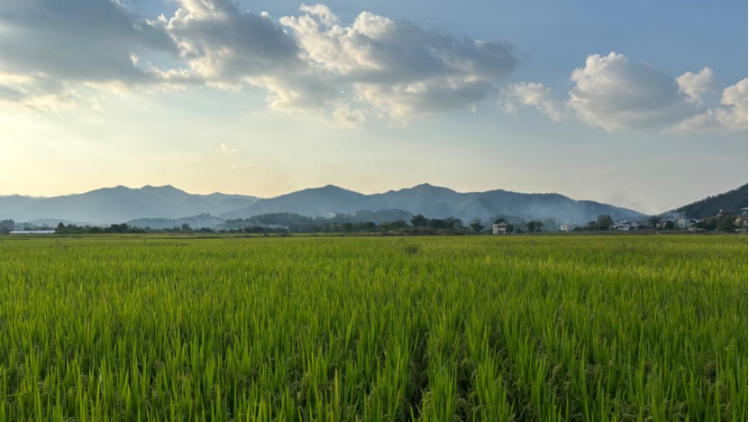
0,0,746,214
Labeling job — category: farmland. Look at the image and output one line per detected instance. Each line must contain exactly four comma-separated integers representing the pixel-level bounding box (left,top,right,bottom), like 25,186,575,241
0,235,745,421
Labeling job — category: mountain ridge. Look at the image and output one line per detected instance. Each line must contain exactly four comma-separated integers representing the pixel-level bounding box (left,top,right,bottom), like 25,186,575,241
0,185,259,224
667,184,747,219
8,182,744,226
220,183,646,224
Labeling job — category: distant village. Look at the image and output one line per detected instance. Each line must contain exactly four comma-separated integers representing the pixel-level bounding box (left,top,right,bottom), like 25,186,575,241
492,208,748,235
1,206,747,236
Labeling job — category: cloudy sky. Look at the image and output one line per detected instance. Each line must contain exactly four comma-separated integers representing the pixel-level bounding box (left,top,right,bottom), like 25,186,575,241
0,0,746,213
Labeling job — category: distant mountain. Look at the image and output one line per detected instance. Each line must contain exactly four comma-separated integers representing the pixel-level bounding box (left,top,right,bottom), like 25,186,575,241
127,214,225,230
669,185,748,219
222,183,645,224
1,183,650,225
223,185,368,218
0,186,258,224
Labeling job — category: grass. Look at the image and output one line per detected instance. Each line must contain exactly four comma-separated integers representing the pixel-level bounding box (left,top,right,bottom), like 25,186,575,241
0,235,745,421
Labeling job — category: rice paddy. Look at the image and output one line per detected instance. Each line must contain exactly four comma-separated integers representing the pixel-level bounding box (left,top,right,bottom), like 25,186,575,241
0,235,745,421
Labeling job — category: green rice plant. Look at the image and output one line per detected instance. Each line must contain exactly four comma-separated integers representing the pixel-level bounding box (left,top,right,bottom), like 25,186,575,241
0,234,745,421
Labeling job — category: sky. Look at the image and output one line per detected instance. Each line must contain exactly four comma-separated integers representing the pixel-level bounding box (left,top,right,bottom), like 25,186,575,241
0,0,746,214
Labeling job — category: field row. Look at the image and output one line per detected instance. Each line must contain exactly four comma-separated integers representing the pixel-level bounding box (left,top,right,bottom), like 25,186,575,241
0,235,746,421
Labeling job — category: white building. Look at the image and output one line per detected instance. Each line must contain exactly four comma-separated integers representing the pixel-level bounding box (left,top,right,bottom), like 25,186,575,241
10,230,55,235
676,217,696,229
493,222,509,235
611,221,631,231
559,224,578,232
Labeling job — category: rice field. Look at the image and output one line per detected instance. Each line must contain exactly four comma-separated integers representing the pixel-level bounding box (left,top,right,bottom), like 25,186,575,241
0,235,745,422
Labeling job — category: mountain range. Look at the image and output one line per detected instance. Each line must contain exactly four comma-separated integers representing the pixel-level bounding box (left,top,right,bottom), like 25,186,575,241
0,183,648,226
668,184,747,219
0,185,258,224
220,184,645,224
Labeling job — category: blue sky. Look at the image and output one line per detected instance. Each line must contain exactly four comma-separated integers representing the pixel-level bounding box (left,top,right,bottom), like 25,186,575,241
0,0,746,213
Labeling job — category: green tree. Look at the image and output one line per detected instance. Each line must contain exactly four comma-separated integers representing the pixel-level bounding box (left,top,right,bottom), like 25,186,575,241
469,218,484,233
526,221,537,233
410,214,428,228
181,223,192,232
391,220,408,229
597,214,613,231
0,219,15,233
648,216,660,229
445,217,463,230
664,221,675,230
718,216,737,232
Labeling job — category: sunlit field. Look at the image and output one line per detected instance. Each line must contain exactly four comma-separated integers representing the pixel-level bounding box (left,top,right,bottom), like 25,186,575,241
0,235,745,422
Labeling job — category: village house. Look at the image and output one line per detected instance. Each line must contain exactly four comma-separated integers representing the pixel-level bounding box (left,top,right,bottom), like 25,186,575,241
715,209,732,220
611,221,631,231
656,219,676,229
676,217,696,229
735,208,747,230
559,224,578,232
492,222,509,235
611,220,648,231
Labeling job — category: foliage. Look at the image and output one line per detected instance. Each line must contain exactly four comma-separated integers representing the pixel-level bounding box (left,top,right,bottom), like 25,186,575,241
525,220,544,232
0,219,14,233
597,214,613,230
673,184,748,219
718,215,737,232
0,235,745,421
54,223,147,234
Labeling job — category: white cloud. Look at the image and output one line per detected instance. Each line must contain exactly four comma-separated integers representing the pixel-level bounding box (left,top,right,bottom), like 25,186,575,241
567,52,697,131
504,82,565,121
219,143,239,154
166,0,304,85
332,102,367,128
0,0,177,107
280,5,518,119
676,67,715,102
668,78,747,134
1,1,518,123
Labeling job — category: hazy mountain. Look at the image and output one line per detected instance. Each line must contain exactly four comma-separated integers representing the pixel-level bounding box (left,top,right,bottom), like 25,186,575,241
668,185,748,219
127,214,225,230
222,183,646,224
0,186,258,224
0,195,39,221
1,183,653,225
222,185,367,219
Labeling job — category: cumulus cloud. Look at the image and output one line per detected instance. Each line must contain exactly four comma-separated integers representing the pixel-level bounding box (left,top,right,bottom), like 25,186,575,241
676,67,715,102
504,82,565,121
668,78,747,134
567,52,698,131
505,53,745,135
166,0,302,85
280,4,518,119
332,102,367,128
2,1,742,134
0,0,178,106
0,0,517,121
